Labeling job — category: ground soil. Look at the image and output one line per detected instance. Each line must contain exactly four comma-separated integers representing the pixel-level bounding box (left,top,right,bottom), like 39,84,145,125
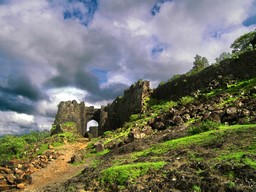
21,140,88,192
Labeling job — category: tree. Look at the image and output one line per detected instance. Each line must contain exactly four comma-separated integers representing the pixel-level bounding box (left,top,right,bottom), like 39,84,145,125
230,30,256,53
186,54,209,76
215,52,232,64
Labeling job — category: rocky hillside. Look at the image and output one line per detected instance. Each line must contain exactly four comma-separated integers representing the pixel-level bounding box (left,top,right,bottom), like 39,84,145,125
40,60,256,191
1,37,256,191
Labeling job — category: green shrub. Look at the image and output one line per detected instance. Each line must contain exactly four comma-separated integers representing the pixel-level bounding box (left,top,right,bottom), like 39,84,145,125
0,135,27,160
22,130,50,144
55,132,78,142
0,131,53,161
149,99,177,114
100,161,166,186
129,114,140,122
188,121,220,135
103,131,113,137
180,96,195,106
192,185,201,192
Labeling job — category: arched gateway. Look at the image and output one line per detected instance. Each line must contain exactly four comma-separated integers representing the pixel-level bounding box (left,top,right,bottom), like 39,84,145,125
53,81,152,137
53,100,107,137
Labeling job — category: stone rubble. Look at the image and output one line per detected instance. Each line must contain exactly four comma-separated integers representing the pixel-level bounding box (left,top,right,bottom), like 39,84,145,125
0,150,61,191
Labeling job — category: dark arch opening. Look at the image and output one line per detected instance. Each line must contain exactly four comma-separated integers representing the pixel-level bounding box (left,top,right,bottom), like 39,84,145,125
85,119,99,138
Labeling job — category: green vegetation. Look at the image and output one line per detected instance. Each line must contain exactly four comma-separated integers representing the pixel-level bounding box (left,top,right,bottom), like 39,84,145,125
0,127,81,161
230,29,256,53
205,78,256,98
85,149,110,158
188,121,220,135
148,99,177,114
36,142,63,155
132,124,255,157
100,161,166,186
0,131,50,161
179,96,195,106
102,127,130,146
214,135,256,169
53,132,78,142
215,52,232,64
186,54,209,76
129,114,141,122
192,185,201,192
103,131,113,137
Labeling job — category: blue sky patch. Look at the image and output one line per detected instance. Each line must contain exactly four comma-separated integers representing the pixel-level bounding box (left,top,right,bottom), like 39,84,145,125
91,69,108,84
152,45,164,56
63,0,98,26
243,15,256,26
151,0,172,16
0,0,8,5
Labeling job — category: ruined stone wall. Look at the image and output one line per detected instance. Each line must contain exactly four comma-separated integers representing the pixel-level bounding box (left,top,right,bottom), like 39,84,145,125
54,100,84,135
53,80,152,136
100,80,152,134
153,50,256,100
53,100,101,136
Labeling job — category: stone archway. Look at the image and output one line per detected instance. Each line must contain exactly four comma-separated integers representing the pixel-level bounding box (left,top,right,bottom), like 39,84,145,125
82,106,101,136
86,119,99,137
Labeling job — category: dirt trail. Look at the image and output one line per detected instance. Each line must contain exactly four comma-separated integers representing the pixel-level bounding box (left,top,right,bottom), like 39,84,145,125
22,140,88,191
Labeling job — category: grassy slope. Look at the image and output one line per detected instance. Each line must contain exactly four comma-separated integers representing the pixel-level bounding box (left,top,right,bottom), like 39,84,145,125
1,77,255,191
77,77,256,192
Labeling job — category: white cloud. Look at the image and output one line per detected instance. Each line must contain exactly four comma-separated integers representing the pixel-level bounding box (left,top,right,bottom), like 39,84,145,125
0,0,256,135
0,111,36,135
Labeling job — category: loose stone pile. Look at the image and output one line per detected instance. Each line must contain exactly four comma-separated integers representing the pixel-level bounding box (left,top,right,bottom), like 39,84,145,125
0,149,61,191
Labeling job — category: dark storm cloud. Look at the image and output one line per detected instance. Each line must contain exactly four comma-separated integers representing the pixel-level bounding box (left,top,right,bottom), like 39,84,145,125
0,0,255,135
0,92,34,114
0,75,47,114
44,64,128,102
85,82,129,102
1,75,44,101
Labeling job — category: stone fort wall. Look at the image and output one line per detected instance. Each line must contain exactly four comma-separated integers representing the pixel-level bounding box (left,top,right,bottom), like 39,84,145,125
53,80,152,136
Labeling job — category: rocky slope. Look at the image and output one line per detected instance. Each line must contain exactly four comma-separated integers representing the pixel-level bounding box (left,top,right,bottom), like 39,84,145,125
38,74,256,191
1,51,256,192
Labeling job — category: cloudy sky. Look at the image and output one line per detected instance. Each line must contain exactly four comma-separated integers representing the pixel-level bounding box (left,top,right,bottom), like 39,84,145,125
0,0,255,135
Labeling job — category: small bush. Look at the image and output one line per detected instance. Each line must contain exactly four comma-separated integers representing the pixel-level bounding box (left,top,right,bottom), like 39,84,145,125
103,131,113,137
180,96,195,106
129,114,140,122
100,162,166,186
192,185,201,192
0,131,51,161
188,121,220,135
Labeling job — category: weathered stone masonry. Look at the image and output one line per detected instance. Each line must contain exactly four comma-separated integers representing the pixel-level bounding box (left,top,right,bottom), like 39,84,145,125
53,50,256,137
53,81,152,136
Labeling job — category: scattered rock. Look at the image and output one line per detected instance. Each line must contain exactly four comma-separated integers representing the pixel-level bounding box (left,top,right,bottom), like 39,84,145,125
0,149,61,190
70,154,84,164
154,122,165,130
94,142,105,152
173,116,184,125
129,128,146,140
16,183,25,189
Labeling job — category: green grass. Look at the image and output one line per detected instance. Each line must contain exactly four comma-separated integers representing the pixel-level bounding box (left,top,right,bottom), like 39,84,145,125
205,78,256,98
180,96,195,106
0,131,51,161
214,136,256,169
100,161,166,186
192,185,201,192
188,121,220,135
148,99,177,114
36,141,63,155
217,96,237,107
85,149,110,158
132,124,256,158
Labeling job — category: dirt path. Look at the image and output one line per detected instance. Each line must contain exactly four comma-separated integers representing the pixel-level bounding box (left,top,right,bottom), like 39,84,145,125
22,140,88,191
